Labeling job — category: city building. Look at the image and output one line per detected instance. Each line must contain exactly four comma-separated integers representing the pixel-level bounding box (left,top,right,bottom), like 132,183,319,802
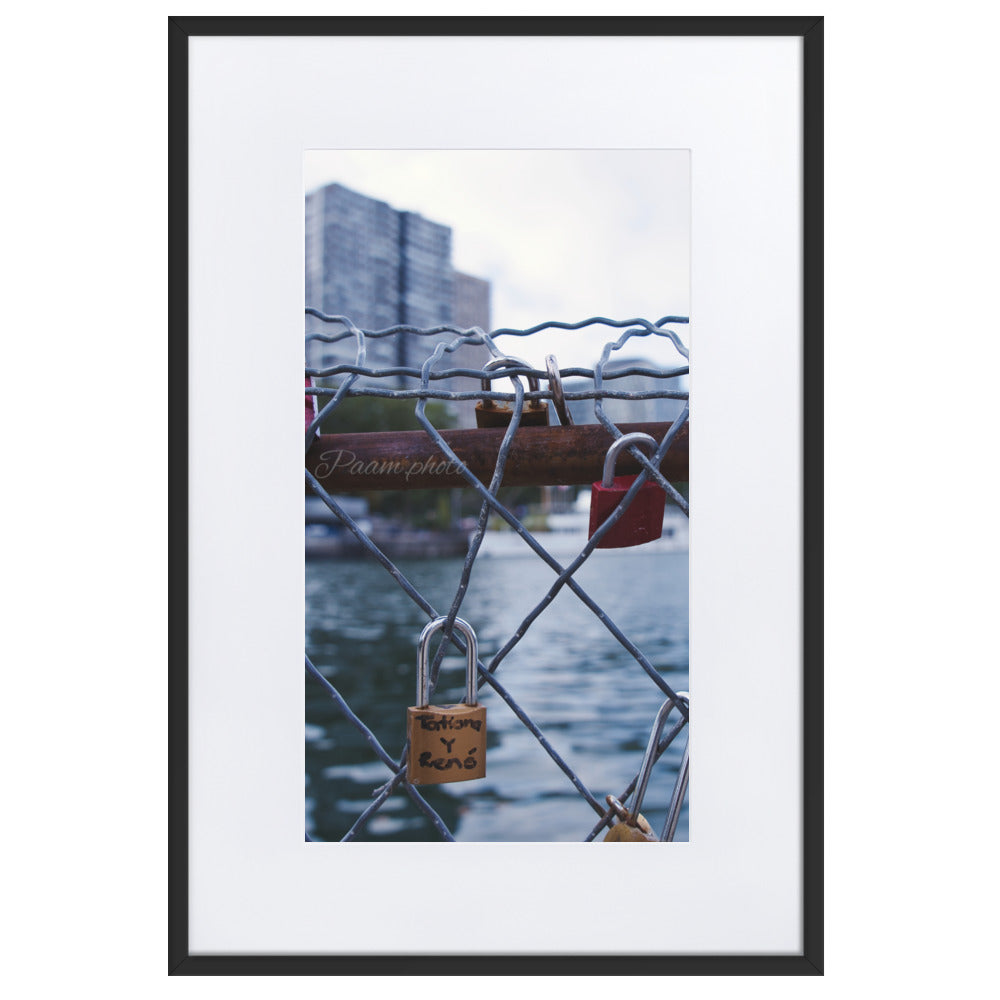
305,183,492,424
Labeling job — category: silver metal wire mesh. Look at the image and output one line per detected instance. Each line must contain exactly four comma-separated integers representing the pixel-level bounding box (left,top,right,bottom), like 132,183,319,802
305,313,691,842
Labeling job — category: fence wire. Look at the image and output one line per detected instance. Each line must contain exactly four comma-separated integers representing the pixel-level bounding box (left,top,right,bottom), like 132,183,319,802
305,313,690,842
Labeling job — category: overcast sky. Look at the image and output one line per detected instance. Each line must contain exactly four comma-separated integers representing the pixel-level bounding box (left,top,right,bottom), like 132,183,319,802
304,149,690,371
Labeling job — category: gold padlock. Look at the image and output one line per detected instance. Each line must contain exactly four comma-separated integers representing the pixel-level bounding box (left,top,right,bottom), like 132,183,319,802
406,616,486,786
475,356,549,428
602,795,657,842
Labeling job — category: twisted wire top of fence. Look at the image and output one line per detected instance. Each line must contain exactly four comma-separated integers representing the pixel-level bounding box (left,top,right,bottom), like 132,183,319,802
305,312,689,441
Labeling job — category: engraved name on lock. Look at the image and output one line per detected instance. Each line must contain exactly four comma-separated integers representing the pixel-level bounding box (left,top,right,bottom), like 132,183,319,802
406,616,486,786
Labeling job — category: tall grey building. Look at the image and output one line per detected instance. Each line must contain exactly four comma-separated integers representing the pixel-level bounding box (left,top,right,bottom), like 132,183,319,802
452,272,491,331
305,184,491,401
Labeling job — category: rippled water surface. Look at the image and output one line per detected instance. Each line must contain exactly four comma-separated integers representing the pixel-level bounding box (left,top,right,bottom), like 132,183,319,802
306,550,688,842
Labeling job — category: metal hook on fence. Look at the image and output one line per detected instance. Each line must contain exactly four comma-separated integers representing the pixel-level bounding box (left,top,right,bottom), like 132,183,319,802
617,691,689,841
661,732,689,843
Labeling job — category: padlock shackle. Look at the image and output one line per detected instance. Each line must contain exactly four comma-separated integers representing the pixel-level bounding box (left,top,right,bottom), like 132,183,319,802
480,355,544,411
601,432,659,488
545,354,573,426
416,616,479,709
661,735,690,843
605,794,631,823
630,691,689,822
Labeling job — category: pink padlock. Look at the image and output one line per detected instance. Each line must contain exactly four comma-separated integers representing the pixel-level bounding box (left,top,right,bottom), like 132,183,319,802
588,432,665,549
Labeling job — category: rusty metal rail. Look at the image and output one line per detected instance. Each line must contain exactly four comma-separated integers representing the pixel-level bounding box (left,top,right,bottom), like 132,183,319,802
306,420,689,492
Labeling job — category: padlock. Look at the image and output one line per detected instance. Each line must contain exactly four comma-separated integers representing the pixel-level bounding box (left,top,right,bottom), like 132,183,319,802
601,692,689,843
475,356,549,428
406,616,486,786
602,795,657,842
588,432,666,548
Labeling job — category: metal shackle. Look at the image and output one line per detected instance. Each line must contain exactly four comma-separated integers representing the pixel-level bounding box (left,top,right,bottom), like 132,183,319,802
601,432,659,488
480,355,544,411
545,354,573,426
662,732,690,843
630,692,689,822
416,616,479,709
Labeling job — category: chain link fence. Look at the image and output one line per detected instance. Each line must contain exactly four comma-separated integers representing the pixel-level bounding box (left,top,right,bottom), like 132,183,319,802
305,313,690,842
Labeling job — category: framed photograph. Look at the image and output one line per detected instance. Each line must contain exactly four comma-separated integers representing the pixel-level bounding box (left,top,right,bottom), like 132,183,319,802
171,17,823,973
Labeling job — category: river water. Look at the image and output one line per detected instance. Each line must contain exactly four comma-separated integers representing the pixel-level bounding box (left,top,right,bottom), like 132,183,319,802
306,549,689,842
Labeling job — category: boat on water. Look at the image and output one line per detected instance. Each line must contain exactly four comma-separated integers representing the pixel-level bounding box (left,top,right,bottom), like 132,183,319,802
473,493,688,558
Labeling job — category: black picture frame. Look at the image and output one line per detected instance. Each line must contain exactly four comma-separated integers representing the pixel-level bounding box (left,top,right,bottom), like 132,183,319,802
169,15,823,975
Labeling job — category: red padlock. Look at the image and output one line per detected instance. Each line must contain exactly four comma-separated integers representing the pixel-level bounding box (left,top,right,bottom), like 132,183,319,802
588,432,666,549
